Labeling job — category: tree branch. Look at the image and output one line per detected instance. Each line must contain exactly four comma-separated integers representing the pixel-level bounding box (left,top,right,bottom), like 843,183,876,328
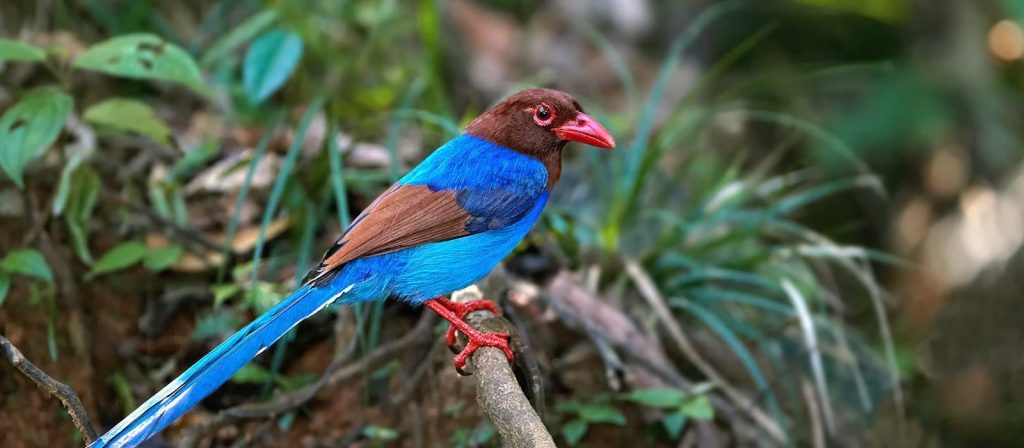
0,334,98,444
451,286,556,448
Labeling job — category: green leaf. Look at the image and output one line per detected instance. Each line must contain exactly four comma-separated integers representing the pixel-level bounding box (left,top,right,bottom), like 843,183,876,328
231,364,270,384
561,419,588,446
73,33,206,94
211,283,241,306
83,98,172,145
110,370,136,414
0,39,46,63
143,245,183,271
621,388,687,408
676,301,784,424
661,410,687,440
0,87,72,187
555,399,583,414
63,166,101,264
793,0,908,23
277,411,295,431
200,10,279,67
52,142,96,216
578,404,627,425
2,249,53,284
0,271,10,307
680,395,715,420
362,426,399,441
470,422,495,445
243,29,303,104
244,282,284,314
86,241,147,280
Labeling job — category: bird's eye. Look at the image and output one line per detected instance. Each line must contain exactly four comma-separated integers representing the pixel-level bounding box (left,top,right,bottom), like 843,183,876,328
533,103,555,126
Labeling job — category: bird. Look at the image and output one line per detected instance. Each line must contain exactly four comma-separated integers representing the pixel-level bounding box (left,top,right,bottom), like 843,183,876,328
90,88,615,447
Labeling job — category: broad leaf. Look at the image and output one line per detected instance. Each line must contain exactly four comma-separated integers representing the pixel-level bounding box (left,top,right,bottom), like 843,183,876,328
561,419,588,446
86,241,147,280
143,245,183,271
578,404,627,425
1,249,53,284
0,87,72,187
84,98,172,145
231,364,271,384
0,39,46,63
73,34,205,94
661,410,688,440
680,395,715,420
201,10,279,67
621,388,686,408
243,29,303,104
211,283,241,306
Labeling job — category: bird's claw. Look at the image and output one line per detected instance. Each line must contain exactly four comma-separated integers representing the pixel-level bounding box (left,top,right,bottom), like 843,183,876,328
452,330,513,376
423,297,513,375
439,298,502,348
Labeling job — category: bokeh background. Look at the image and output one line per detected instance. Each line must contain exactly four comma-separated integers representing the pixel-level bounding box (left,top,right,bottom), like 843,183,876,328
1,0,1023,446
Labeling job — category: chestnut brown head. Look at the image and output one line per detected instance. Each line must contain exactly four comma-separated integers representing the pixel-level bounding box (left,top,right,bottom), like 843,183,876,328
465,88,615,157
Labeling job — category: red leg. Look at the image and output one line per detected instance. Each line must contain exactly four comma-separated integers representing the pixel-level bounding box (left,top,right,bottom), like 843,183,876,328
424,298,513,374
430,297,502,346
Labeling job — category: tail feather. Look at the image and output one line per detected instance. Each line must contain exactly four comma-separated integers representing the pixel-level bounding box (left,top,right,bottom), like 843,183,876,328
91,284,349,448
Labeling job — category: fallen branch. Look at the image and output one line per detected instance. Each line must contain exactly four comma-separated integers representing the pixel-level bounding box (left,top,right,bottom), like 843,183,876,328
531,272,778,445
0,334,98,444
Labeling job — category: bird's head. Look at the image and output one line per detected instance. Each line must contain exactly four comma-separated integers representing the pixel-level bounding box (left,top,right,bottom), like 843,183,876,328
464,88,615,189
465,88,615,156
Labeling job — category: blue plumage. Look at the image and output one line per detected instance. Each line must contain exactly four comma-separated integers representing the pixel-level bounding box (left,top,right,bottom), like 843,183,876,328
91,135,550,448
92,88,615,448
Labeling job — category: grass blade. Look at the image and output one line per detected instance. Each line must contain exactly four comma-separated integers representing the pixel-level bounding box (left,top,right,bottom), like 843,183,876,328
606,0,741,249
675,299,786,424
217,111,285,282
781,279,835,434
327,123,352,228
250,97,324,287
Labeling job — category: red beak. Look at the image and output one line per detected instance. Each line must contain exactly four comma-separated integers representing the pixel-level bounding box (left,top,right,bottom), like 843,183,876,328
553,113,616,149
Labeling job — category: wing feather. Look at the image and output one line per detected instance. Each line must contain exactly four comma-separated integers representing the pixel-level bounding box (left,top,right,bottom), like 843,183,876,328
303,185,471,284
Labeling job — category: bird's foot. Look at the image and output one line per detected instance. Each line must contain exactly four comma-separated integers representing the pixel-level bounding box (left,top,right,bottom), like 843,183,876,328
430,297,502,346
451,328,512,375
424,297,513,375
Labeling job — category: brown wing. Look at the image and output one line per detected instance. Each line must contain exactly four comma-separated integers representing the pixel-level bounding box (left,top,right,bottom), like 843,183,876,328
302,184,471,284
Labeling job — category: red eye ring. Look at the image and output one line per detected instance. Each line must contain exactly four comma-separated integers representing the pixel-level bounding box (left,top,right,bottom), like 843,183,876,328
533,103,555,126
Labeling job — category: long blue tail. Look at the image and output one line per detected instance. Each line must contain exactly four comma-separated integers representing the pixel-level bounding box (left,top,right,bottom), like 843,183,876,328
91,284,348,447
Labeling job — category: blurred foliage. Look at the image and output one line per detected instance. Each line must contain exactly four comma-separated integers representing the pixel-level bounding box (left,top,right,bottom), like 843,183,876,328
3,0,1024,446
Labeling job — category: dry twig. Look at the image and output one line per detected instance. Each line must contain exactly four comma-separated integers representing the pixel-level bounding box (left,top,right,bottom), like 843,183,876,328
0,334,98,444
